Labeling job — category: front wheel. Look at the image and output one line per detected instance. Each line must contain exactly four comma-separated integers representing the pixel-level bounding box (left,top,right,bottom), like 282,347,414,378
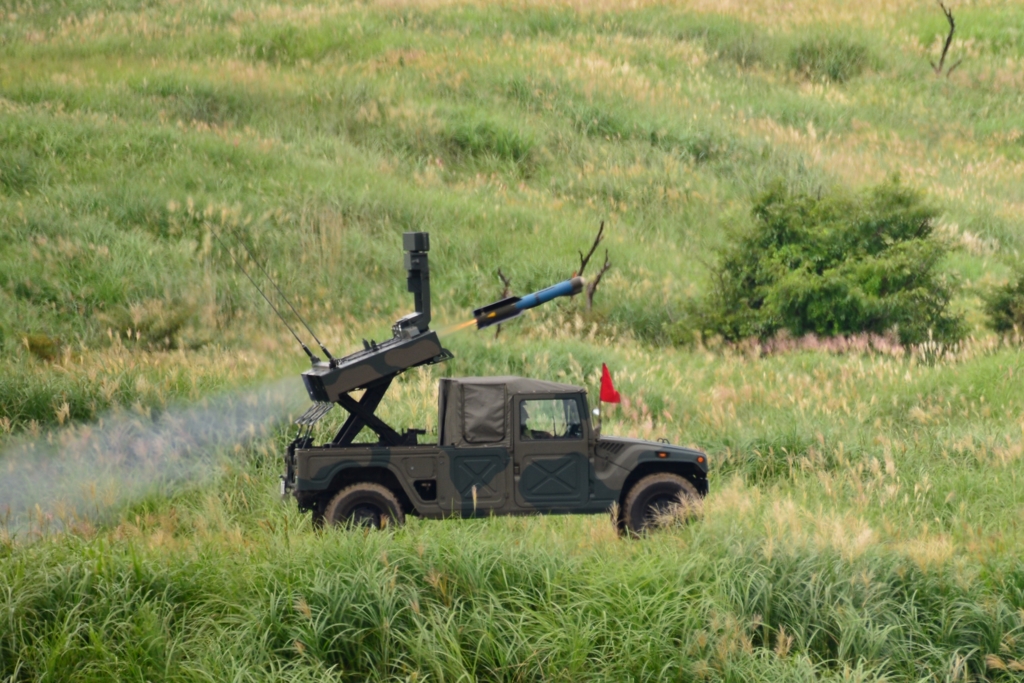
622,473,699,535
324,483,406,529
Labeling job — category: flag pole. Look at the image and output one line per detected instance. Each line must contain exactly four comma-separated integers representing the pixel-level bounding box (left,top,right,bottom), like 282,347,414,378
597,362,621,437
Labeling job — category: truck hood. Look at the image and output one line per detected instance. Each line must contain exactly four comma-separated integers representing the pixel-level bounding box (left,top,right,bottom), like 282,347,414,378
597,435,708,479
598,434,705,459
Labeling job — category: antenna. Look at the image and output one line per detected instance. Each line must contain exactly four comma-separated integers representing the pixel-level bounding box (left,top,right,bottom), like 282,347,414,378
228,226,336,364
209,230,320,364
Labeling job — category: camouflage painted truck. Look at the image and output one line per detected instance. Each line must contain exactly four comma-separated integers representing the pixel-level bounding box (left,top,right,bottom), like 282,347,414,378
282,232,708,534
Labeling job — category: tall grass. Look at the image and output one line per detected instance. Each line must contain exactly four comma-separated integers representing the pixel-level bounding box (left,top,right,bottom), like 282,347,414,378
4,323,1024,679
2,463,1023,681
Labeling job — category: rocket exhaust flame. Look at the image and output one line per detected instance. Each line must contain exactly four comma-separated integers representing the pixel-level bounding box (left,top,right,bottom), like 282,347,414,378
438,319,478,335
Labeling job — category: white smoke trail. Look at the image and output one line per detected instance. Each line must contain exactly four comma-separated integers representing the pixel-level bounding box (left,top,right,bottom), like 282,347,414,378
0,378,308,533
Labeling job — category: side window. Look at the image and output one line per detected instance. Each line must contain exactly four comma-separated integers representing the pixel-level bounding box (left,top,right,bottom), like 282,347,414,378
519,398,583,440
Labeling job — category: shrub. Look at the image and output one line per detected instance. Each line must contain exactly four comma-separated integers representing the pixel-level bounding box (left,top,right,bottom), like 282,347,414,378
671,15,774,68
0,148,40,193
568,103,629,139
23,333,60,362
650,129,732,164
133,77,253,125
789,36,871,82
94,298,199,351
237,23,355,65
443,115,534,165
698,177,965,345
983,273,1024,332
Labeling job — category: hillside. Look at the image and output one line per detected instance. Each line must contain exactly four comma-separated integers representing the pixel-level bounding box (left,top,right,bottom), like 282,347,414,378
3,0,1023,428
2,0,1024,680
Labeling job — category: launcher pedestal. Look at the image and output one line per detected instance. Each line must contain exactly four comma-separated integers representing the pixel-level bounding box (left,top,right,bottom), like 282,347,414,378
292,232,451,447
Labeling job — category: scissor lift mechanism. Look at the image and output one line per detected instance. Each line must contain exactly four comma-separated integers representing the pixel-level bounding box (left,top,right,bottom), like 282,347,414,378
290,232,452,449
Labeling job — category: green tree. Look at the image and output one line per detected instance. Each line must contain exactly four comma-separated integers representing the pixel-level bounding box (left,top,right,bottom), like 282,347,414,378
701,178,964,344
983,272,1024,333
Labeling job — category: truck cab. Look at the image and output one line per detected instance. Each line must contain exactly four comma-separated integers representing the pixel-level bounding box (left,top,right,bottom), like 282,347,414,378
286,375,708,534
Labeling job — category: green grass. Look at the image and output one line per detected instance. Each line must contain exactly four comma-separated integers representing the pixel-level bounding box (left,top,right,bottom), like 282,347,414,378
3,503,1022,682
2,0,1024,680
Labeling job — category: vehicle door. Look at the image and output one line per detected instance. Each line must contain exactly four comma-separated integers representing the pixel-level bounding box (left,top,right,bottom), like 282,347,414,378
437,382,511,515
513,393,589,510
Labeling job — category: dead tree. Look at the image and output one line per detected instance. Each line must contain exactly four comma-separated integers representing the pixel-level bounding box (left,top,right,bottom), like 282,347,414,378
494,222,612,336
931,2,963,77
578,221,605,277
576,221,611,311
494,268,512,338
585,249,611,311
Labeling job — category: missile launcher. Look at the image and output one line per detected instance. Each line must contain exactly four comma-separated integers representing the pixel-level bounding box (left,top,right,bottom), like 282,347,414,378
292,232,583,449
296,232,452,447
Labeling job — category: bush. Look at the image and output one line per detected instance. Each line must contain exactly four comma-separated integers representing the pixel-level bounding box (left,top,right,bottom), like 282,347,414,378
670,15,774,68
443,115,535,166
650,129,732,164
983,273,1024,332
23,333,61,362
133,77,254,125
789,36,871,82
698,178,965,345
0,148,41,193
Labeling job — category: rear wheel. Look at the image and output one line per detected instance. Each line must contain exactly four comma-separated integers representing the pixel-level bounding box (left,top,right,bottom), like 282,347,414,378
622,473,699,535
324,483,405,530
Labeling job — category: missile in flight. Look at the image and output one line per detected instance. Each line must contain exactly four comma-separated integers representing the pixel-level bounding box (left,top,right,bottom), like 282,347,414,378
473,276,584,330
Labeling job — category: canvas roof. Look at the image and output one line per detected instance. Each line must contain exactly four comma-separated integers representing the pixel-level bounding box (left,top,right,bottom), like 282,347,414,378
438,376,585,447
444,375,583,395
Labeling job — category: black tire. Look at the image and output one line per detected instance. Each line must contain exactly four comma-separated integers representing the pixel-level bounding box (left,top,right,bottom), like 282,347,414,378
323,483,405,530
622,473,699,535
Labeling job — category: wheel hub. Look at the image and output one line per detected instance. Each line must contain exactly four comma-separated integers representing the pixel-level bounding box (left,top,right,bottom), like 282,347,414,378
644,492,679,520
349,503,382,527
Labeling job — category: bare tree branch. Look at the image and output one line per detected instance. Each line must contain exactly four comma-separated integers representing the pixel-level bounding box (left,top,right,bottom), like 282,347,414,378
578,221,605,277
585,249,611,310
497,268,512,297
931,1,959,77
494,269,512,338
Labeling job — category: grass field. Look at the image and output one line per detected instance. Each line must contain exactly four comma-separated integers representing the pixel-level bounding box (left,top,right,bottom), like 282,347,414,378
2,0,1024,680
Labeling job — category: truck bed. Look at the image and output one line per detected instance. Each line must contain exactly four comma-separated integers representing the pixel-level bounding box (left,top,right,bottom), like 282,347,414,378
294,443,520,518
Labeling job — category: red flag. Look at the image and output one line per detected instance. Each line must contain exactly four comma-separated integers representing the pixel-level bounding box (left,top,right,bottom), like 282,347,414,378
600,363,621,403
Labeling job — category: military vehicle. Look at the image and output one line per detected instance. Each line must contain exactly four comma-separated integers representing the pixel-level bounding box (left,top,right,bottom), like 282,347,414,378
281,232,708,534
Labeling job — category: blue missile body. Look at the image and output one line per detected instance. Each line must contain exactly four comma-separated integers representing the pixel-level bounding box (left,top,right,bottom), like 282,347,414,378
473,276,584,329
